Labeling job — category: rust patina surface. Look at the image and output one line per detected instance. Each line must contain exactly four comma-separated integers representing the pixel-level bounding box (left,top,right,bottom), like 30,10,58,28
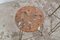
15,6,44,32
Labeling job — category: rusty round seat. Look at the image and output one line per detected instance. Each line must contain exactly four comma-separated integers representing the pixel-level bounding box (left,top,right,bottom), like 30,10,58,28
15,6,44,32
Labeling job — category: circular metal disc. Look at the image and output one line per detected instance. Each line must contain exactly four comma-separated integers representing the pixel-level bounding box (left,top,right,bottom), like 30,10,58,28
15,6,44,32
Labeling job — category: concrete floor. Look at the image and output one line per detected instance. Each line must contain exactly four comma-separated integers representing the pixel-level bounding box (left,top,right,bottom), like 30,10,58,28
0,0,60,40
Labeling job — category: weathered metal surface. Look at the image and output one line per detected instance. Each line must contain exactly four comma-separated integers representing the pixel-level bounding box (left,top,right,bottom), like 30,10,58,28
0,0,60,40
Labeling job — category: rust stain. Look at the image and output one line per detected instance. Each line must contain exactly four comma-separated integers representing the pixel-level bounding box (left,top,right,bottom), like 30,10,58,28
15,6,44,32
